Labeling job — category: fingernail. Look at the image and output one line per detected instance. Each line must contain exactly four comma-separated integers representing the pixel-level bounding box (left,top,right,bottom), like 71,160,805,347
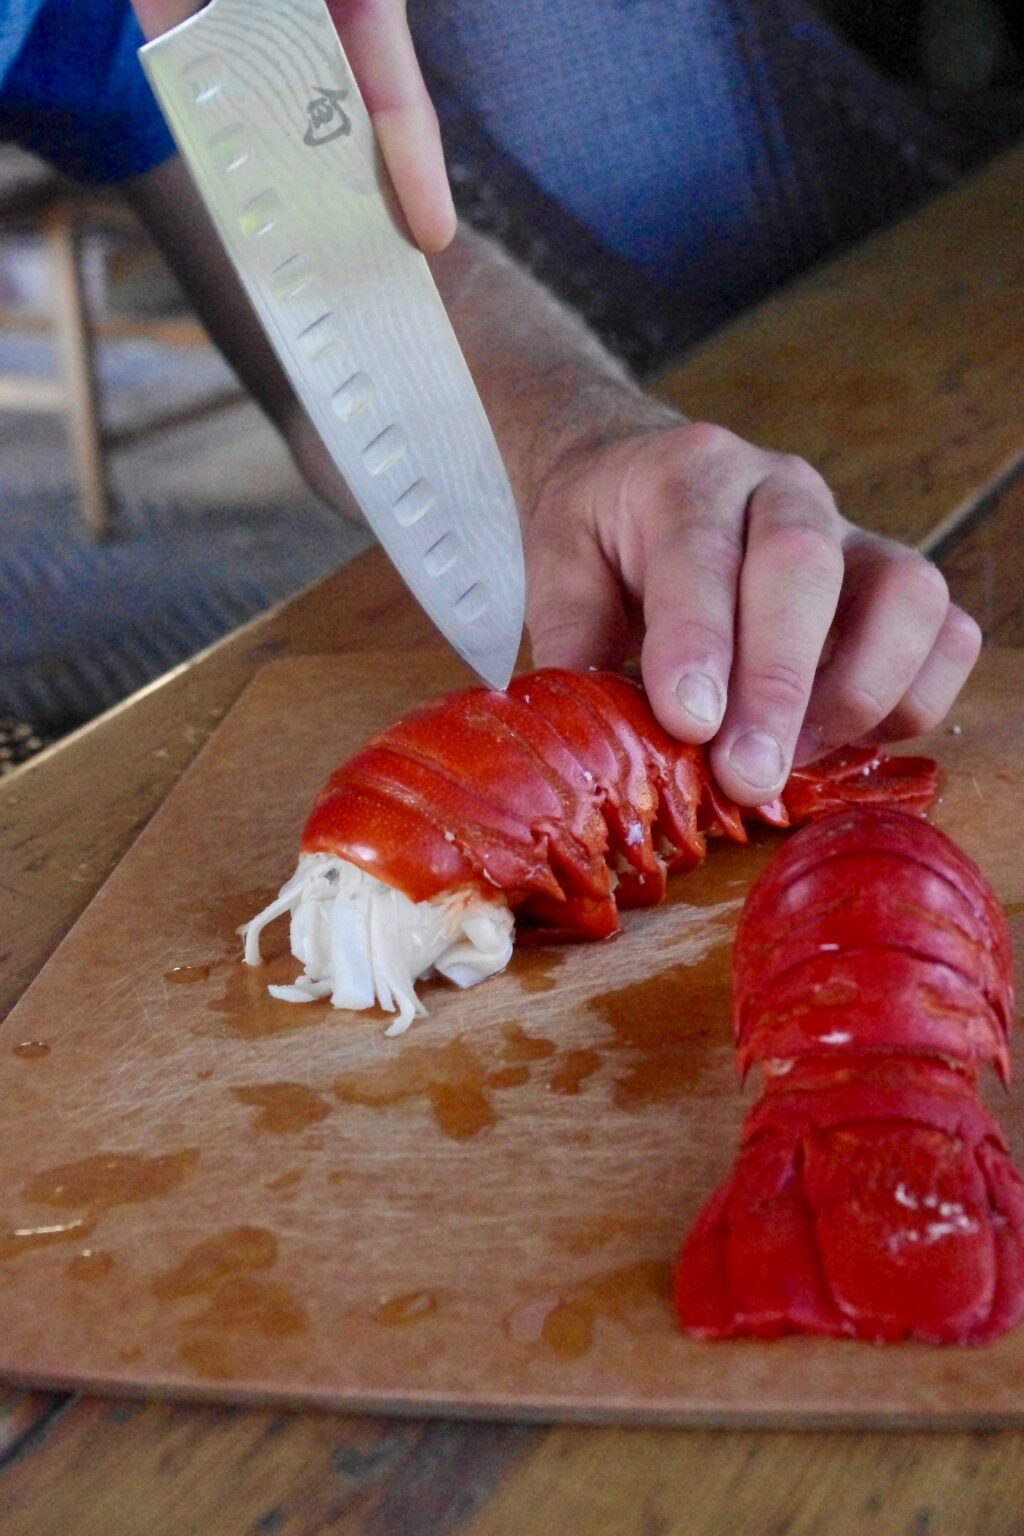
728,728,785,789
792,725,824,767
674,672,723,727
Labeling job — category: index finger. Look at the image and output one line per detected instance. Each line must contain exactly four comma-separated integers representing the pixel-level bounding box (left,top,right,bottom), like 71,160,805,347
131,0,456,253
131,0,203,36
327,0,456,253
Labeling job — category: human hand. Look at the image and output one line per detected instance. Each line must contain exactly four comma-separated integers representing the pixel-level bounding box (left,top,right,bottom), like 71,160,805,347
524,420,981,807
131,0,456,252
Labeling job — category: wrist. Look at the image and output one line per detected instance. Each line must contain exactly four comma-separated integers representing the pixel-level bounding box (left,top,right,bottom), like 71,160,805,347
523,375,683,532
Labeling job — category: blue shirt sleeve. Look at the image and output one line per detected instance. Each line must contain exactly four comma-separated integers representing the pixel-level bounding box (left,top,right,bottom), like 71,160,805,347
0,0,175,183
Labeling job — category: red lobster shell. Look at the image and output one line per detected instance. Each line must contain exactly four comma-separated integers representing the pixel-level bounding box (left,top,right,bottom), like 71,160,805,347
675,808,1024,1345
302,670,938,939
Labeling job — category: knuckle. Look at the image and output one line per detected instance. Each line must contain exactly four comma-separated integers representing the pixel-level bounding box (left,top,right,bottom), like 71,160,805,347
774,453,832,500
761,519,843,590
746,659,811,713
651,422,752,501
834,680,890,736
894,555,949,622
676,420,742,462
758,457,842,540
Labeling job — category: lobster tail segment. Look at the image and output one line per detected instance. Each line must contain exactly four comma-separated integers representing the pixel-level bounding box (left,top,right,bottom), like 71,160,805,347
734,809,1014,1080
677,1056,1024,1343
781,748,940,822
675,808,1024,1346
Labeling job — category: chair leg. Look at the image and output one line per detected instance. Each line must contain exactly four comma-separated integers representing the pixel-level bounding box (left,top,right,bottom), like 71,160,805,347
46,202,112,538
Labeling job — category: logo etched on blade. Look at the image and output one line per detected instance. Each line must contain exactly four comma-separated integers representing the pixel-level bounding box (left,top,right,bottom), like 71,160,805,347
303,86,351,146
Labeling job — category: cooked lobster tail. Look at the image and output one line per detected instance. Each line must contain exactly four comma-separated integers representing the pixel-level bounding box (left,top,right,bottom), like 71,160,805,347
249,670,941,1035
675,808,1024,1345
302,671,940,940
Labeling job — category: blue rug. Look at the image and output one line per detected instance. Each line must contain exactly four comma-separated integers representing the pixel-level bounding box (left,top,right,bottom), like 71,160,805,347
0,336,372,735
0,487,371,733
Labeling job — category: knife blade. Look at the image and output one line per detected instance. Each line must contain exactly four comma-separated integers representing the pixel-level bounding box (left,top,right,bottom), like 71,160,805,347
140,0,524,688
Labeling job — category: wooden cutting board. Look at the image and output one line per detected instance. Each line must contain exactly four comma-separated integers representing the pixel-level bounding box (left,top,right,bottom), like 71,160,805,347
2,649,1024,1426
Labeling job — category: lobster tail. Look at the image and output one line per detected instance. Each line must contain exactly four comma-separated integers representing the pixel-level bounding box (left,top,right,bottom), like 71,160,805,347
301,672,941,941
252,670,945,1034
675,808,1024,1345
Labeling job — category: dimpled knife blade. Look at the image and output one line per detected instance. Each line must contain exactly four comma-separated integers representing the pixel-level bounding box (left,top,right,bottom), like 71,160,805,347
141,0,524,688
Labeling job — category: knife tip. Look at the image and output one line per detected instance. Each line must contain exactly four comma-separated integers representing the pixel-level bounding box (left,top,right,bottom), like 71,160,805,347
471,656,516,693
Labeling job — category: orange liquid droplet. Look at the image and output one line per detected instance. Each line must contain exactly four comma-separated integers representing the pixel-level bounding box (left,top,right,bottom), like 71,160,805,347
541,1301,594,1360
485,1065,531,1090
66,1248,115,1282
266,1169,303,1196
592,966,707,1049
25,1149,199,1212
512,948,567,993
13,1041,50,1059
155,1226,307,1357
151,1226,278,1300
501,1024,556,1063
231,1082,332,1134
612,1052,708,1109
334,1036,501,1141
0,1218,94,1262
164,965,211,985
503,1297,594,1360
188,1277,308,1338
179,1336,236,1380
576,1259,673,1322
591,958,730,1109
201,886,344,1041
209,951,334,1040
428,1082,496,1141
503,1260,671,1361
549,1049,601,1096
373,1290,438,1327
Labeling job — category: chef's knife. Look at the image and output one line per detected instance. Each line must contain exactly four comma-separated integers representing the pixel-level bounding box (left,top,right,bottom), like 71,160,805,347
140,0,524,688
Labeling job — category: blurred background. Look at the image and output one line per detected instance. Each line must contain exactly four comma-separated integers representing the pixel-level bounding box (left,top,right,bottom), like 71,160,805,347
825,0,1023,94
0,0,1022,773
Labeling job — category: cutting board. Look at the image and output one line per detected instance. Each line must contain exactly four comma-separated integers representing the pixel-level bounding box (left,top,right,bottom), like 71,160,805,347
3,649,1024,1426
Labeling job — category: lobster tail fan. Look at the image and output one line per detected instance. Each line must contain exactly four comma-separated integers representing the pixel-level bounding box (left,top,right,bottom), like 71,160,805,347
676,808,1024,1346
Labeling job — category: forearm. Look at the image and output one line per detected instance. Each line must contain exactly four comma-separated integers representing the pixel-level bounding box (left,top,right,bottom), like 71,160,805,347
428,226,680,524
125,158,675,525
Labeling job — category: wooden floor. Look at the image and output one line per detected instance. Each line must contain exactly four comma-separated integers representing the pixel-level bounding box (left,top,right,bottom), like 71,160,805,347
4,138,1024,1536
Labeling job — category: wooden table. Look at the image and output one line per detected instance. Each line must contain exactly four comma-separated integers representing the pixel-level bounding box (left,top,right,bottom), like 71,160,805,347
2,141,1024,1536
